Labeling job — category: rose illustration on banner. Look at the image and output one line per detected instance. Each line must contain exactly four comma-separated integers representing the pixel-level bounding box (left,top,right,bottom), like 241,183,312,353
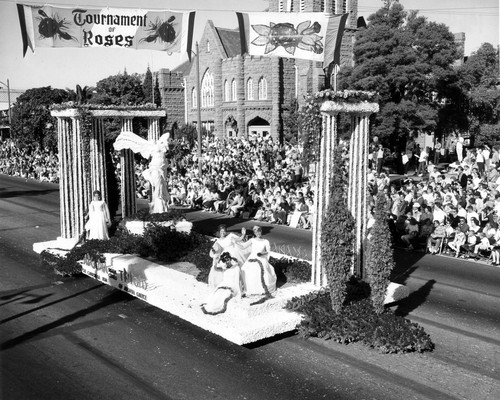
141,16,177,44
37,9,76,41
251,20,323,55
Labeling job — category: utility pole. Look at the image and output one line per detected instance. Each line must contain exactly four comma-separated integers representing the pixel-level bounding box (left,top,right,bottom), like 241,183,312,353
196,41,202,176
0,79,11,125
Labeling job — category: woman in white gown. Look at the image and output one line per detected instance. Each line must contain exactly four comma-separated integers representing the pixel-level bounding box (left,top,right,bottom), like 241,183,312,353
201,252,243,315
208,225,249,290
85,190,111,240
238,226,277,297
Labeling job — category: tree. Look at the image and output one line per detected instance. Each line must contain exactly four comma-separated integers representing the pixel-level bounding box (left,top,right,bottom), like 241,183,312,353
345,0,459,147
282,95,300,145
90,72,146,106
366,191,395,314
10,86,71,150
143,67,153,104
321,147,356,314
154,75,162,107
175,123,199,148
456,43,500,146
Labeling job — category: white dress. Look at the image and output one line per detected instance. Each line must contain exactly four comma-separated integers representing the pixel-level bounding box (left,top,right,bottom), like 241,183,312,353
240,238,277,296
85,200,110,240
202,261,242,315
208,233,250,290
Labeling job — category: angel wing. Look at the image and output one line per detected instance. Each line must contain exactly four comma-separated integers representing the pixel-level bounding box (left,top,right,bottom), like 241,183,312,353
113,131,155,159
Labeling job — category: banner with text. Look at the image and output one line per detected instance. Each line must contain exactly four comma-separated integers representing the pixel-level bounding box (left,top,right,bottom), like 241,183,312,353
17,4,195,57
236,12,348,64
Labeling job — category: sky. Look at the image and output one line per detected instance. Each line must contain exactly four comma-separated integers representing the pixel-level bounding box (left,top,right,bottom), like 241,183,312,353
0,0,498,91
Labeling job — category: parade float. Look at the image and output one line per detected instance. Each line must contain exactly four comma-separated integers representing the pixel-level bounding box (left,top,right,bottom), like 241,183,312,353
28,3,423,350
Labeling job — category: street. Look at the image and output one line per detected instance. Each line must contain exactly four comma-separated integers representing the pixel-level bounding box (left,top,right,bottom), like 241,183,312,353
1,174,499,400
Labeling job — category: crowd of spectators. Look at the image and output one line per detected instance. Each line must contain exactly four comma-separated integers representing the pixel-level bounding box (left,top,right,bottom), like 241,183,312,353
12,128,500,263
0,139,59,183
371,142,500,265
117,136,316,230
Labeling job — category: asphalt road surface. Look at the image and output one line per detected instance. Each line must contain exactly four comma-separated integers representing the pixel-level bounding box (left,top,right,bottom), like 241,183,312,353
1,175,499,400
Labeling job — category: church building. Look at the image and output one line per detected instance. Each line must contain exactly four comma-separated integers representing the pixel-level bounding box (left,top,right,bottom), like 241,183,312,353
160,0,359,141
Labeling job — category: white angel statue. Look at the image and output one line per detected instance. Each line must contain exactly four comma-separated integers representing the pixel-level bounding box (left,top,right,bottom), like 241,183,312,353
114,130,171,214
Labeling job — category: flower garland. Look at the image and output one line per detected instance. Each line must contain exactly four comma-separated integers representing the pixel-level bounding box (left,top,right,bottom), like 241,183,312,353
77,106,93,197
299,90,377,163
51,102,159,111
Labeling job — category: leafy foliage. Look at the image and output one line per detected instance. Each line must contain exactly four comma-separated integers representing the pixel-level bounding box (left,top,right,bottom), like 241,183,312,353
457,43,500,145
10,86,71,150
298,90,376,163
321,147,356,313
366,192,395,314
142,224,196,261
174,123,198,148
285,280,434,354
270,256,311,283
90,72,146,106
345,1,459,144
40,214,208,275
154,75,162,107
143,67,153,104
282,95,300,145
127,208,186,223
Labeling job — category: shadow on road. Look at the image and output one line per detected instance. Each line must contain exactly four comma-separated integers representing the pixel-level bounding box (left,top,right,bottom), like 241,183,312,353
394,279,436,317
0,187,59,199
1,289,133,351
0,283,104,324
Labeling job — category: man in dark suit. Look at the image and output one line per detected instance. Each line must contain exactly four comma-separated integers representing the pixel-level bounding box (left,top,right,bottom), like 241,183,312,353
457,167,468,188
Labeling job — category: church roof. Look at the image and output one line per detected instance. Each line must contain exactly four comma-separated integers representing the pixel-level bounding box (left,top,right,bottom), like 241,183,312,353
215,27,242,58
172,60,192,75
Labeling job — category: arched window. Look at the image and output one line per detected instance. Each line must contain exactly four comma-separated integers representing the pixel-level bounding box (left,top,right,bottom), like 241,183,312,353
231,79,237,101
192,87,197,108
201,70,214,107
258,77,267,100
247,78,254,100
224,79,229,102
206,40,210,52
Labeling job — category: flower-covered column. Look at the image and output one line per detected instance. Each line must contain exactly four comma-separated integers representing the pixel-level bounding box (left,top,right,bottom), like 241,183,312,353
71,116,87,237
120,118,136,218
311,113,337,286
90,117,108,203
311,98,379,286
147,118,160,142
56,116,73,238
349,113,371,277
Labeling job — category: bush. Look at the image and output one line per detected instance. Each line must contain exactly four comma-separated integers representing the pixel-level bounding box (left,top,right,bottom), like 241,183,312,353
181,235,214,283
285,279,434,354
366,192,396,314
321,147,356,313
40,215,202,275
270,256,311,283
142,224,192,261
128,208,185,223
40,238,119,276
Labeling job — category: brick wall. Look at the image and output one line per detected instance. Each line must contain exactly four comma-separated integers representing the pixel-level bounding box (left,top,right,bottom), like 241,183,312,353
157,69,185,133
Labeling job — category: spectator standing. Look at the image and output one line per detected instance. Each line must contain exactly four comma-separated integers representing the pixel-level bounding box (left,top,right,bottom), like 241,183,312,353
417,147,429,176
456,137,464,163
376,145,384,174
434,141,442,165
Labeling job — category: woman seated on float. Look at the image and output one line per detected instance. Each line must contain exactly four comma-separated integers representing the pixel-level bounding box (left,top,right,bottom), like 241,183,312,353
208,224,249,290
236,225,277,297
